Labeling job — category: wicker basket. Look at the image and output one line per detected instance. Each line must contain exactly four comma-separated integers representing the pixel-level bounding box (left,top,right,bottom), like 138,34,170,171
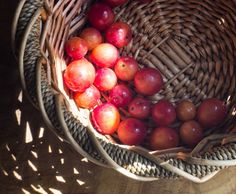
12,0,236,183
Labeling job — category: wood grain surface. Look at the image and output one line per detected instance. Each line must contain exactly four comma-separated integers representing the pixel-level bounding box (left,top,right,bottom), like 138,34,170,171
0,1,236,194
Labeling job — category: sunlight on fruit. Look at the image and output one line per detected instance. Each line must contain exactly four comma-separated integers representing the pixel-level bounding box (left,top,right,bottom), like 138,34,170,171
49,188,63,194
13,170,22,180
76,179,85,186
25,122,33,143
73,167,79,174
31,150,38,158
31,184,48,194
56,175,66,183
28,160,38,171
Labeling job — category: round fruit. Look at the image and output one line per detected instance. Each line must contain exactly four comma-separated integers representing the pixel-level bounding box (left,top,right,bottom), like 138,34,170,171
65,37,88,60
105,21,132,48
103,0,128,7
117,118,147,145
87,3,115,30
91,103,120,135
134,67,163,96
197,98,227,128
94,68,117,91
176,99,196,121
149,127,179,150
114,56,139,81
80,27,103,50
152,100,176,126
90,43,119,68
109,84,133,107
74,85,101,109
128,97,151,119
63,58,95,92
180,120,203,147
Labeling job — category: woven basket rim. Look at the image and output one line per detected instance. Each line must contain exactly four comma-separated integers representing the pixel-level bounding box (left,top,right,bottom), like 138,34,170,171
12,0,236,183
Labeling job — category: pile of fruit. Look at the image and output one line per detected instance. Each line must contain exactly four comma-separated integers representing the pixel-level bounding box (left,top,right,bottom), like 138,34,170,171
62,0,227,150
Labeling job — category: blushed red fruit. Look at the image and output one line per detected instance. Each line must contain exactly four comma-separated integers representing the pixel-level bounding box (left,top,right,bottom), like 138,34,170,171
197,98,227,128
180,120,203,147
94,68,117,91
88,3,115,30
92,103,120,135
65,37,88,59
134,67,163,96
114,56,138,81
63,58,95,92
80,27,103,50
90,43,119,68
176,99,196,121
117,118,147,145
149,127,179,150
74,85,101,109
109,84,133,107
103,0,128,7
105,22,132,48
152,100,176,126
128,97,151,119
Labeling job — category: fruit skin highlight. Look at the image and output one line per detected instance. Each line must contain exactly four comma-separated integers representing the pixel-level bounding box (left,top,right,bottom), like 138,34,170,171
63,58,95,92
91,103,120,135
114,56,138,81
180,120,203,147
176,99,196,121
80,27,103,50
65,37,88,60
117,118,147,145
109,84,133,108
88,3,115,30
152,100,176,126
150,127,179,150
74,85,101,109
94,68,117,91
134,67,163,96
90,43,119,68
128,97,151,119
197,98,227,129
105,22,132,48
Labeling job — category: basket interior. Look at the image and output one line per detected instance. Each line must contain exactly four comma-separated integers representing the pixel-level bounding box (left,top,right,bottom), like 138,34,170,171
48,0,236,151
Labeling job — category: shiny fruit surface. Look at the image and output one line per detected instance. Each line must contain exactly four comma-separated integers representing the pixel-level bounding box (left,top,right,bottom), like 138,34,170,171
91,103,120,134
63,58,95,92
150,127,179,150
152,100,176,126
117,118,147,145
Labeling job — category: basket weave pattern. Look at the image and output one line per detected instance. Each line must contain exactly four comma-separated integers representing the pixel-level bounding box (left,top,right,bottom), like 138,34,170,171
12,0,236,183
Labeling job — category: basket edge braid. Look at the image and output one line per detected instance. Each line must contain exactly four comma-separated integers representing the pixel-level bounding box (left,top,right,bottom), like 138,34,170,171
13,0,236,183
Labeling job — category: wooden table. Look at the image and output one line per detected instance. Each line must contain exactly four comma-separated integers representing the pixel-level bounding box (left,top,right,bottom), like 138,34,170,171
0,1,236,193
